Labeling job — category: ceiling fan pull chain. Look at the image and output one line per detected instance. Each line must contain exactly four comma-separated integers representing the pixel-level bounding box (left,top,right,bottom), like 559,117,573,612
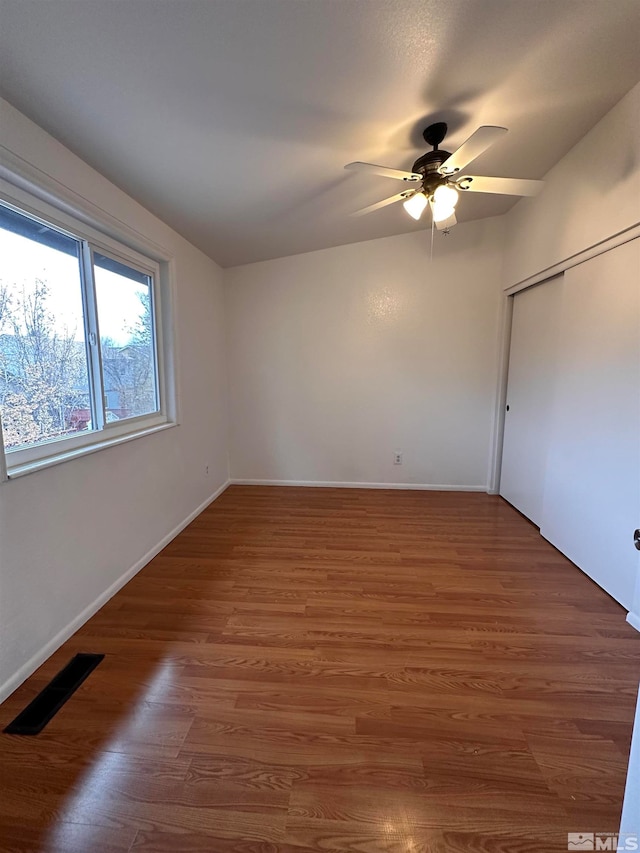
430,215,435,263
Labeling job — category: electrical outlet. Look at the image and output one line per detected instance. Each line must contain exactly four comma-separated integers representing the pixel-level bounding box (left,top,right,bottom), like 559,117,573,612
394,451,402,465
205,465,209,475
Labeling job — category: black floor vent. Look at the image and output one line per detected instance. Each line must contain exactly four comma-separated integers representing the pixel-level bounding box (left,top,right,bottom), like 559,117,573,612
3,653,104,735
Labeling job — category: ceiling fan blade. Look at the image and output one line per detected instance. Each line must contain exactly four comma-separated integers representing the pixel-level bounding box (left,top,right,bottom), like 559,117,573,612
455,175,544,196
351,190,413,217
438,126,508,176
345,161,422,182
429,198,457,231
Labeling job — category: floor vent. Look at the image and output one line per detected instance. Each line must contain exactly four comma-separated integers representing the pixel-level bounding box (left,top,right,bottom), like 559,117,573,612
3,653,105,735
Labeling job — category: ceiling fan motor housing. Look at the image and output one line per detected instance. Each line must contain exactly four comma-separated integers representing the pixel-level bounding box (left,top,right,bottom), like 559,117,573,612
411,149,452,196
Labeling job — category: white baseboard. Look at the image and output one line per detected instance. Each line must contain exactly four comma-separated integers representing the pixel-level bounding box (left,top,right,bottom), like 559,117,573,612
230,478,486,491
626,611,640,634
0,479,231,705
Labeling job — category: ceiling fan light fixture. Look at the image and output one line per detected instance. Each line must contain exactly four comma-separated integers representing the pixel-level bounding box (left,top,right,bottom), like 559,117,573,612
403,192,428,220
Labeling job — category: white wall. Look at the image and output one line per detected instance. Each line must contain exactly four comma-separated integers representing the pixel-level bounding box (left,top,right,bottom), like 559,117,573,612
0,100,229,701
225,218,505,489
503,81,640,288
621,686,640,840
632,565,640,631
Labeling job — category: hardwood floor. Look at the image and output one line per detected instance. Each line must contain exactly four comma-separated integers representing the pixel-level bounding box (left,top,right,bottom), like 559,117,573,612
1,486,639,852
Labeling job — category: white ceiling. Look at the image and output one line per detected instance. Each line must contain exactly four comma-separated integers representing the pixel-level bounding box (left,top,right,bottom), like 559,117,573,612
1,1,639,267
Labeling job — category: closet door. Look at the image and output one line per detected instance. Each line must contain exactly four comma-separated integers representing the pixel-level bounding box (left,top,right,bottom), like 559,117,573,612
540,238,640,609
500,277,562,525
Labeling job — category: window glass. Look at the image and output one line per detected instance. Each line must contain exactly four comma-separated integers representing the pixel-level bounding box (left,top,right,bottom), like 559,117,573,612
0,196,166,471
94,252,158,421
0,205,92,450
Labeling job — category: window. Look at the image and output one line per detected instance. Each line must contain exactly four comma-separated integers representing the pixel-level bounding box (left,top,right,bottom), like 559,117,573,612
0,197,172,476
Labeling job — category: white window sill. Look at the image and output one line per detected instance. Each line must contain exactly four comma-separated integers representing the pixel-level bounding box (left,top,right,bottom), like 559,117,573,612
4,421,177,480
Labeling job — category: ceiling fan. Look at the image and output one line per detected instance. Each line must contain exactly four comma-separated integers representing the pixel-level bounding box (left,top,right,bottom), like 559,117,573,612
345,122,543,232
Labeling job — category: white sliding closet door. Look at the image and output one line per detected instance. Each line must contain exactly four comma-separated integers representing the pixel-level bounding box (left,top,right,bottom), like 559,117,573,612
540,238,640,609
500,277,562,525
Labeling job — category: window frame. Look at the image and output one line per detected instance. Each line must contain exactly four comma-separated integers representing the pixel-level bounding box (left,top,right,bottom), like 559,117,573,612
0,180,177,480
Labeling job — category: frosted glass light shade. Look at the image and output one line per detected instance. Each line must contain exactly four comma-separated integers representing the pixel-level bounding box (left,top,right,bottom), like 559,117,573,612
431,202,455,222
433,184,459,209
403,192,428,220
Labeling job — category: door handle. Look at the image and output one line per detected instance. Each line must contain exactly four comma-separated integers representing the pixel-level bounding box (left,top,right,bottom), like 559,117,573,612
634,529,640,551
